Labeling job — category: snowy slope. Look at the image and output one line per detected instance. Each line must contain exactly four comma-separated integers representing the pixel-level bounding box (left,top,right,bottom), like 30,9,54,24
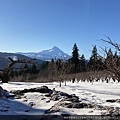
0,80,120,117
17,46,71,61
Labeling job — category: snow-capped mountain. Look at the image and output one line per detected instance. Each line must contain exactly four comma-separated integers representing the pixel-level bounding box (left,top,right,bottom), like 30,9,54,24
17,46,71,61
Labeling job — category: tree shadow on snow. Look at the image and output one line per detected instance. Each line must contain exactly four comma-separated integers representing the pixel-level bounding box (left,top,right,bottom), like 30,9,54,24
0,98,64,120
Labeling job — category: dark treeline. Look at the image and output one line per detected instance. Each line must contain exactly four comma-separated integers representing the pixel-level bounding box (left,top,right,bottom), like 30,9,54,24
2,37,120,84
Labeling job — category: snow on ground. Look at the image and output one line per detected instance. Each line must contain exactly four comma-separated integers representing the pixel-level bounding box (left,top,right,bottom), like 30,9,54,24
0,80,120,115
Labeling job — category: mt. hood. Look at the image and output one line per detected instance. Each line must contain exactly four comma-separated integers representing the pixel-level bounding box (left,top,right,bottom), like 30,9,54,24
17,46,71,61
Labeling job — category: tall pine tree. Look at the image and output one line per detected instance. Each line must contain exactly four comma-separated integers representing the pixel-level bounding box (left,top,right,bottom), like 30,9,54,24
79,54,86,72
88,45,104,71
69,43,80,73
30,63,37,74
90,45,97,61
71,43,79,66
106,48,113,60
88,45,98,71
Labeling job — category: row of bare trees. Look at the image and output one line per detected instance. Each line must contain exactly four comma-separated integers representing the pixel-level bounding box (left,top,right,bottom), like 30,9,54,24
38,59,72,87
45,37,120,85
36,37,120,85
0,37,119,84
101,37,120,82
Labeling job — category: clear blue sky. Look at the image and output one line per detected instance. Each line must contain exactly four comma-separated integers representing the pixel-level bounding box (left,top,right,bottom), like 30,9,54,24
0,0,120,59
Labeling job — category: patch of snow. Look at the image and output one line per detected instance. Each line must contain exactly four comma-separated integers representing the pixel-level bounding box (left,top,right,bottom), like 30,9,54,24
0,80,119,115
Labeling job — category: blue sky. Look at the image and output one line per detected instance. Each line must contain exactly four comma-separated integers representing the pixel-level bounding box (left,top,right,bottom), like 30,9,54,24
0,0,120,59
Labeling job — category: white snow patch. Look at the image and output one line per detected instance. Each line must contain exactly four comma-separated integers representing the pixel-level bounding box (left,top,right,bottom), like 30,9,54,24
0,81,119,115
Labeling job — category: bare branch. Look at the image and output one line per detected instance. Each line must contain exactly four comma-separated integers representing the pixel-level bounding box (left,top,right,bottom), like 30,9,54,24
101,36,120,51
0,57,36,83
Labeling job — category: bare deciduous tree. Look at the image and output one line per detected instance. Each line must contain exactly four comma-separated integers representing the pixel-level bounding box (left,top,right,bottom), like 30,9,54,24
48,59,72,87
101,37,120,82
0,57,36,83
101,36,120,51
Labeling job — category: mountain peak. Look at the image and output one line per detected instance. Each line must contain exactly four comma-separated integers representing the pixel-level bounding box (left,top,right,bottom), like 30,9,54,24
52,46,59,50
17,46,71,61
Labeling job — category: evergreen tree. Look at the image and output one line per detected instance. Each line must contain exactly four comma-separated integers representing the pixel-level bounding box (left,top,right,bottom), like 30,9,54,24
114,51,118,58
88,45,97,70
71,43,80,66
88,45,103,71
40,61,49,71
90,45,97,61
106,48,113,60
70,43,80,73
79,54,86,72
23,63,30,73
30,63,37,74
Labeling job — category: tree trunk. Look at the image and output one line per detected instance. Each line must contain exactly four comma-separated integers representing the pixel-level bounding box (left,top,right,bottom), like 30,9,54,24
60,81,61,87
65,81,66,86
2,74,9,83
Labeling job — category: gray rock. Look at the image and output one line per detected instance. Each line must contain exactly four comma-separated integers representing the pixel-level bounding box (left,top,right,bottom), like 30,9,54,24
10,86,52,95
106,99,116,103
41,97,46,100
46,100,50,103
45,106,60,114
0,86,7,98
51,95,60,101
65,103,73,108
0,86,3,91
72,103,82,108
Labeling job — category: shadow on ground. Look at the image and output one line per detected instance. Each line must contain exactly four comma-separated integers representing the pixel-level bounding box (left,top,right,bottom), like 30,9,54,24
0,98,64,120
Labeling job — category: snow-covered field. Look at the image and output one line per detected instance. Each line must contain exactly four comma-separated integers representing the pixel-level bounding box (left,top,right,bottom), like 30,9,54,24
0,80,120,116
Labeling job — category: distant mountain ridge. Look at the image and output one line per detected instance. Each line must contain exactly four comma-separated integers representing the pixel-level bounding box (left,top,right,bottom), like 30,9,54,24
17,46,71,61
0,52,43,69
